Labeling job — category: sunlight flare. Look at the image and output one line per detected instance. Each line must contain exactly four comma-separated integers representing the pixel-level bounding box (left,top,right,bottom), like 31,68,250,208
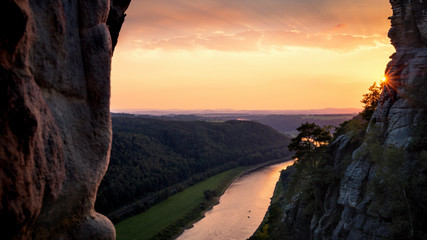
381,76,387,83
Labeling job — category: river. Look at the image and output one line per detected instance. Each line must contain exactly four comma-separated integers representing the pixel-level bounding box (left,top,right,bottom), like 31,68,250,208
176,160,294,240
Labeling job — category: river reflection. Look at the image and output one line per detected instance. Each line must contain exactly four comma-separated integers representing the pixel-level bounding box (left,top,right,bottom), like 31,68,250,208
176,161,294,240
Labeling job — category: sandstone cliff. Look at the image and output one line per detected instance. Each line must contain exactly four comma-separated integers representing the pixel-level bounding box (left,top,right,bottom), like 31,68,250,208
258,1,427,239
0,0,130,239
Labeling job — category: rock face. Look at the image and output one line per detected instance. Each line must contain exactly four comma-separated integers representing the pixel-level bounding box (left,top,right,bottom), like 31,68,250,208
280,1,427,239
374,0,427,148
0,0,130,239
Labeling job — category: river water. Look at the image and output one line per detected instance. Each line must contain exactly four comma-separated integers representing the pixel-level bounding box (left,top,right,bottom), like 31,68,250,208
176,161,294,240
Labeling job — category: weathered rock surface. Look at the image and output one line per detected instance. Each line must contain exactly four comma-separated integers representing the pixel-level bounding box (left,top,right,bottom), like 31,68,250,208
280,1,427,239
0,0,130,239
375,0,427,148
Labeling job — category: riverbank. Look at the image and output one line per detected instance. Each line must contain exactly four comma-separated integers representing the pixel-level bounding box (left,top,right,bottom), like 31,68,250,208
249,165,295,240
173,158,294,239
177,161,294,240
115,158,291,240
115,167,244,240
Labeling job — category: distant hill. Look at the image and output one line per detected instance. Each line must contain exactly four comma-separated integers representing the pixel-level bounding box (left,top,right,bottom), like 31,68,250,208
111,113,355,137
238,114,354,136
95,116,291,220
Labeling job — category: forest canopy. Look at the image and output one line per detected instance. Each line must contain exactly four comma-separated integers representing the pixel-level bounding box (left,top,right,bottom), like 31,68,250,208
96,116,291,218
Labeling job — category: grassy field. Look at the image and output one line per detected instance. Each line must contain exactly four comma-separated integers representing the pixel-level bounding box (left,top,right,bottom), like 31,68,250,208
115,167,246,240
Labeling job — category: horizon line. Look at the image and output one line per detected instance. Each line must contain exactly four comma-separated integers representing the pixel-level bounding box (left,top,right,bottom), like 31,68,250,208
110,107,362,115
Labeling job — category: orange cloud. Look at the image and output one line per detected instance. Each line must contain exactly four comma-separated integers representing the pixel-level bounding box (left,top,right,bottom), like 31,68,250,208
110,0,394,111
323,23,347,33
130,29,387,52
122,0,390,49
119,0,390,52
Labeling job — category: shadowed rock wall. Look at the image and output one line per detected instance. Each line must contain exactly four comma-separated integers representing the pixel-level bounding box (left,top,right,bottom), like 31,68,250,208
0,0,130,239
373,0,427,148
280,1,427,239
322,0,427,238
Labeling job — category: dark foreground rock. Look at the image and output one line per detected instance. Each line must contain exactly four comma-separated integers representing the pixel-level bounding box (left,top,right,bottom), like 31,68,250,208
0,0,130,239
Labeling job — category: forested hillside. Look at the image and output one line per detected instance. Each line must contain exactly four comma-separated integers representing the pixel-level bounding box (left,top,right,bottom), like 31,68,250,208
95,116,291,220
124,113,354,136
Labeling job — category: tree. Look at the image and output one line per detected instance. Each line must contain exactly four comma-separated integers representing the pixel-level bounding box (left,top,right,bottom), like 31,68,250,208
288,122,332,168
361,82,384,120
286,123,333,215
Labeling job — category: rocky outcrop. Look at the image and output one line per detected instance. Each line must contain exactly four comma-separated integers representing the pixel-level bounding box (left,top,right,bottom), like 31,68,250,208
280,1,427,239
0,0,130,239
325,1,427,238
375,0,427,148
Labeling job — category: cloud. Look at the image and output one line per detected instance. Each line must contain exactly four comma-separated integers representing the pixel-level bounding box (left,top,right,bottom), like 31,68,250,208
262,30,387,51
131,30,388,52
119,0,391,51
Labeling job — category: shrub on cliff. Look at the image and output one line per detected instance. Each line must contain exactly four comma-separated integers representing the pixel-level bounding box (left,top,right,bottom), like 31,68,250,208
360,81,383,120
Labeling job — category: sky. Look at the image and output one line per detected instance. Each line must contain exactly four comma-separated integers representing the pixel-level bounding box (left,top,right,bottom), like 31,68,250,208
110,0,394,111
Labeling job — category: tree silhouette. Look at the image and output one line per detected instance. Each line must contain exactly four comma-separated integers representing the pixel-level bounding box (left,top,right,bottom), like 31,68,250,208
288,122,332,168
361,82,383,120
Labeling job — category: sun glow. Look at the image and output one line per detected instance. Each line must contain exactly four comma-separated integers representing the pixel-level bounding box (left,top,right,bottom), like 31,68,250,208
381,76,387,83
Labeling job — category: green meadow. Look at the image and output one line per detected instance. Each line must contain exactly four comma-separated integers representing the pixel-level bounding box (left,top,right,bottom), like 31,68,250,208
115,167,245,240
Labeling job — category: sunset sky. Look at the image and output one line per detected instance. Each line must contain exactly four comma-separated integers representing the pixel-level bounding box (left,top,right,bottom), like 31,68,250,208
111,0,394,111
